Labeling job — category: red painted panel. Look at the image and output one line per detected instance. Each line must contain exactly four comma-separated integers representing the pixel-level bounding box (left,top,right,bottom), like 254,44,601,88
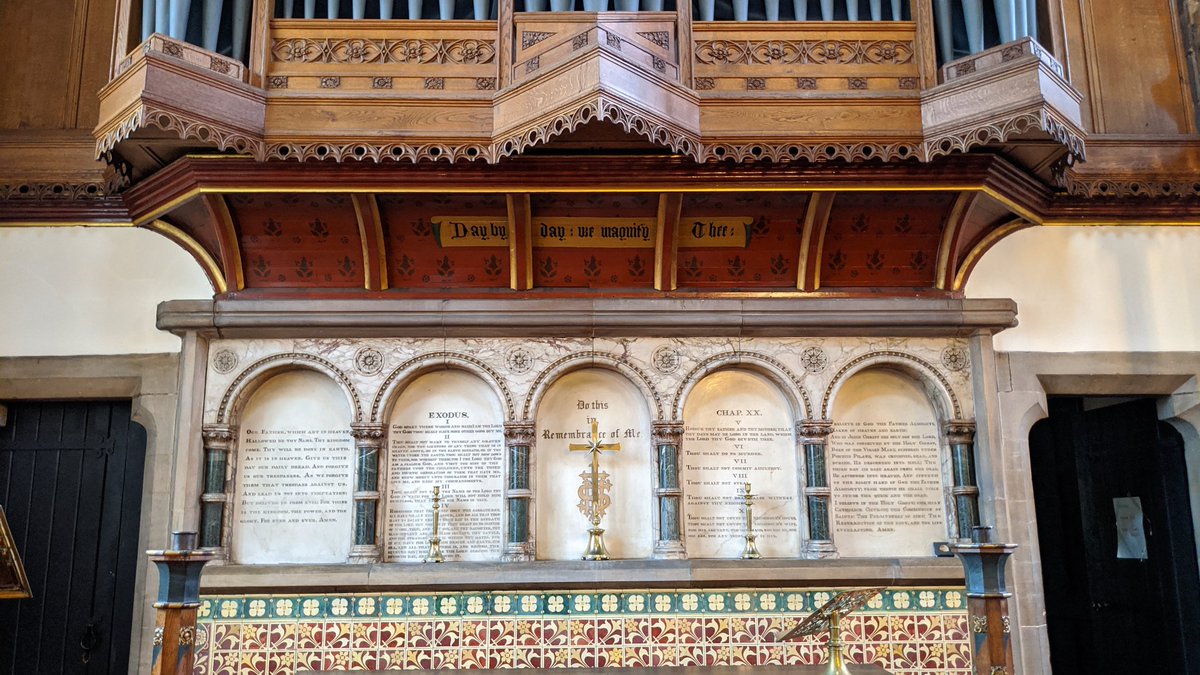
378,195,510,289
231,194,365,289
531,194,656,289
820,192,957,288
677,193,809,289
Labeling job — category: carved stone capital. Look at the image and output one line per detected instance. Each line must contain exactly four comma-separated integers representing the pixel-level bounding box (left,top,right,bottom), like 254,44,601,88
351,424,387,448
945,419,976,444
201,425,236,451
798,420,834,442
504,423,536,446
651,421,686,447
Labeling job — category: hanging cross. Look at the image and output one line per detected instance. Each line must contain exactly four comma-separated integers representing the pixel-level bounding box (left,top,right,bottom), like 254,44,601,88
569,419,621,525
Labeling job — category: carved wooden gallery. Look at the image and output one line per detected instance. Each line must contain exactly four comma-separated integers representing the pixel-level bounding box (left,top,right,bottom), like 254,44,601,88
2,1,1200,675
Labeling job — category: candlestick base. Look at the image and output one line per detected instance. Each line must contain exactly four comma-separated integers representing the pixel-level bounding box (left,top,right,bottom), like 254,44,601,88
582,526,609,560
741,533,762,559
424,537,444,563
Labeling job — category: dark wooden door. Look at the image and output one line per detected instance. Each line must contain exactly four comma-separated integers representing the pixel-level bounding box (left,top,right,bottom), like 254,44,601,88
1030,397,1200,675
0,401,147,675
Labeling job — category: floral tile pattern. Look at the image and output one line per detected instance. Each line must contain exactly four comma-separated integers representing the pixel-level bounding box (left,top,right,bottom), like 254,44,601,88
194,588,970,675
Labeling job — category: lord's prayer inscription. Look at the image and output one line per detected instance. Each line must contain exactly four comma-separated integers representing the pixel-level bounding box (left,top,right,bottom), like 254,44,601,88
235,428,355,563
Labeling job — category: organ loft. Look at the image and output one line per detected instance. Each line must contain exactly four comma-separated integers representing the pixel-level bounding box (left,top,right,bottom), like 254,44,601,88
2,1,1200,675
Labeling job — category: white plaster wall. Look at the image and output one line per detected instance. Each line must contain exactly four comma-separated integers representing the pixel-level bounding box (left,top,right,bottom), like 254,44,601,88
966,226,1200,352
0,227,212,356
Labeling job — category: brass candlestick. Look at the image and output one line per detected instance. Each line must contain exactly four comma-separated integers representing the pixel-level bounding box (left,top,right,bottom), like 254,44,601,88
741,482,762,559
424,485,444,563
570,419,621,560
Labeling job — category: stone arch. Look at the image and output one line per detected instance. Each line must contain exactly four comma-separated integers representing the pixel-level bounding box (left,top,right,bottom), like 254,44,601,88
523,351,664,421
672,351,813,421
215,352,363,425
821,350,962,421
370,351,516,423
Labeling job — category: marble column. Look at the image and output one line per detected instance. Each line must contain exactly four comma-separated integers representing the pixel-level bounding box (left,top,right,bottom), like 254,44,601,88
652,422,686,559
947,420,981,541
198,425,234,556
349,424,385,563
504,423,536,561
800,420,836,558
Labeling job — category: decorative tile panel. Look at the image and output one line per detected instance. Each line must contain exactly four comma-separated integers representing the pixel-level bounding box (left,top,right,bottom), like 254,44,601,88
194,588,970,675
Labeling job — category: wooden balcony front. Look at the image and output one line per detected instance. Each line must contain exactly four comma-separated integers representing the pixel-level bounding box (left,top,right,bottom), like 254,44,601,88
93,0,1086,175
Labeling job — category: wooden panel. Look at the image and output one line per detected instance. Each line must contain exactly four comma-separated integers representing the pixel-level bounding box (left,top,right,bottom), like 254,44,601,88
820,191,957,288
229,193,365,289
0,0,83,128
1080,0,1194,134
676,192,809,289
76,0,122,128
530,193,656,288
378,194,510,289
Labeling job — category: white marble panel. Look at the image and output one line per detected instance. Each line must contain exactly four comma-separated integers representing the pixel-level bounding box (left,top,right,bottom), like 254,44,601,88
829,368,949,557
681,370,800,558
232,370,355,564
384,370,505,562
535,368,654,560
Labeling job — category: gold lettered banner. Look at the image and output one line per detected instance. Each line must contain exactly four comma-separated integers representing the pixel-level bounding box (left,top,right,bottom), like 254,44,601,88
678,219,754,248
432,216,753,248
534,218,656,248
432,217,509,247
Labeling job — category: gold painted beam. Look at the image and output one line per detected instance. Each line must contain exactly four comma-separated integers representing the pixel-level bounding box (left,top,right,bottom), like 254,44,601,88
352,194,388,291
507,193,533,290
202,194,245,292
144,219,227,293
655,193,683,291
934,191,977,290
797,193,836,291
953,217,1030,291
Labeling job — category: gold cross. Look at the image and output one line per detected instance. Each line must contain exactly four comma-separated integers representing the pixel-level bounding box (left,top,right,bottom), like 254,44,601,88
569,420,621,522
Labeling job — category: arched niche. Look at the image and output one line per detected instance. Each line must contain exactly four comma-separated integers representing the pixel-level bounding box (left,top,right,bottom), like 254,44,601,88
681,369,800,558
828,367,950,557
384,370,506,562
535,368,653,560
231,369,355,564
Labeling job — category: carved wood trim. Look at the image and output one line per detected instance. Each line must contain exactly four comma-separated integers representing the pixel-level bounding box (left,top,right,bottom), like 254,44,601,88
352,194,388,290
924,106,1087,164
203,194,246,292
1057,173,1200,199
654,193,682,291
911,0,938,88
934,191,977,291
507,193,532,291
702,140,921,164
797,192,835,291
96,102,263,160
249,0,272,87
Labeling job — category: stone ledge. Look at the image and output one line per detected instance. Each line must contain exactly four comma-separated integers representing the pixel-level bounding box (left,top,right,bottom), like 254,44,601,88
158,297,1018,338
200,557,965,593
